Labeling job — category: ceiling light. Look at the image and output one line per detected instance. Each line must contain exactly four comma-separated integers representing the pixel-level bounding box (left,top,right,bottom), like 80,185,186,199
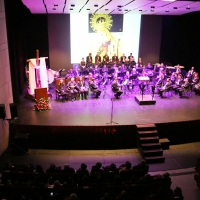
94,4,98,7
173,7,177,9
151,6,155,9
186,7,190,10
54,4,58,7
162,0,176,1
139,10,142,11
71,4,75,7
166,10,169,12
87,8,90,10
118,5,122,8
105,9,109,11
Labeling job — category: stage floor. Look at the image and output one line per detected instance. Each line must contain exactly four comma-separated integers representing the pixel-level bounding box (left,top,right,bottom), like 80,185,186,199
13,84,200,126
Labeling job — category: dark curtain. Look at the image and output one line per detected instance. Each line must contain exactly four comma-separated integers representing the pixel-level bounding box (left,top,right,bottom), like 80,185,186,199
4,0,49,103
138,15,163,66
160,12,200,72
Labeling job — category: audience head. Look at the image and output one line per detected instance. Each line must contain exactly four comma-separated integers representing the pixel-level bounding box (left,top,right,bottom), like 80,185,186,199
80,163,87,170
173,186,183,197
125,161,132,170
95,162,102,170
53,180,61,189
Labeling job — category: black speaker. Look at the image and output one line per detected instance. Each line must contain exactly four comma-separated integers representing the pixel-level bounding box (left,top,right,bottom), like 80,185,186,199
9,103,18,119
0,104,6,119
12,133,29,155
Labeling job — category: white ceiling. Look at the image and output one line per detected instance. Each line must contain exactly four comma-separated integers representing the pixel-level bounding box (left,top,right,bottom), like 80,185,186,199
21,0,200,15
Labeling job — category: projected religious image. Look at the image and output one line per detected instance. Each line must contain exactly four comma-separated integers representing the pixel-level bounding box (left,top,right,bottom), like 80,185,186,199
89,14,123,60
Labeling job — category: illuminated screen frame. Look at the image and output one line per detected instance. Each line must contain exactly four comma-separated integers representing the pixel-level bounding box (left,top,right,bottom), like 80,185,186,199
70,14,141,64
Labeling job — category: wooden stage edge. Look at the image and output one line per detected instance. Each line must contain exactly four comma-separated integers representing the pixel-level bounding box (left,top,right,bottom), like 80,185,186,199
9,120,200,150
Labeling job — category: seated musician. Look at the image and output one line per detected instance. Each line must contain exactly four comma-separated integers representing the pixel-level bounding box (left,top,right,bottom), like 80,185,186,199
155,74,165,90
77,77,88,100
131,67,138,75
65,69,74,79
172,74,184,93
186,66,195,80
175,64,181,75
123,71,133,91
170,72,177,85
66,77,79,101
178,78,190,97
112,78,123,99
138,57,143,68
58,79,66,95
194,82,200,95
89,79,101,98
146,63,153,70
191,72,199,87
124,57,130,68
158,78,172,98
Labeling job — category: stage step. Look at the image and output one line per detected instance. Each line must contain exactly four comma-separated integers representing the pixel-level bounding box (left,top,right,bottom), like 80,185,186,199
136,123,165,164
136,124,156,131
141,143,162,150
140,136,159,144
145,156,165,164
143,149,163,157
138,130,158,137
160,138,170,150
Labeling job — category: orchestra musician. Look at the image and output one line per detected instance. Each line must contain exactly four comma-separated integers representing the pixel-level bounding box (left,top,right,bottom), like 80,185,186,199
138,57,143,68
178,78,190,97
86,53,93,68
112,53,119,64
175,64,181,75
194,81,200,95
65,69,74,79
191,72,199,87
155,74,165,90
79,60,87,75
103,53,109,65
89,78,101,98
58,79,66,95
172,74,184,93
186,66,195,80
124,57,130,68
158,78,172,98
77,76,88,100
123,71,133,92
120,53,126,64
112,78,123,99
128,53,134,61
170,72,177,85
95,52,101,65
66,77,79,101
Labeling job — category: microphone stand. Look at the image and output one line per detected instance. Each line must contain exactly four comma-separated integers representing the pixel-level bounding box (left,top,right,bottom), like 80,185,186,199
106,97,118,125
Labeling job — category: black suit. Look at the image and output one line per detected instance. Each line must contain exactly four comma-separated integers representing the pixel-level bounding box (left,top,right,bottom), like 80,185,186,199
95,55,101,64
112,56,118,63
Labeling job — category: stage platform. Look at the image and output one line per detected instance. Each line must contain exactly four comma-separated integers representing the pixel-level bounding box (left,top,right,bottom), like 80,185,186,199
9,83,200,150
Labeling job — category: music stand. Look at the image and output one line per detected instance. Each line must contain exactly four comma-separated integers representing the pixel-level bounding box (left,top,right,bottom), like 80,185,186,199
106,97,118,125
